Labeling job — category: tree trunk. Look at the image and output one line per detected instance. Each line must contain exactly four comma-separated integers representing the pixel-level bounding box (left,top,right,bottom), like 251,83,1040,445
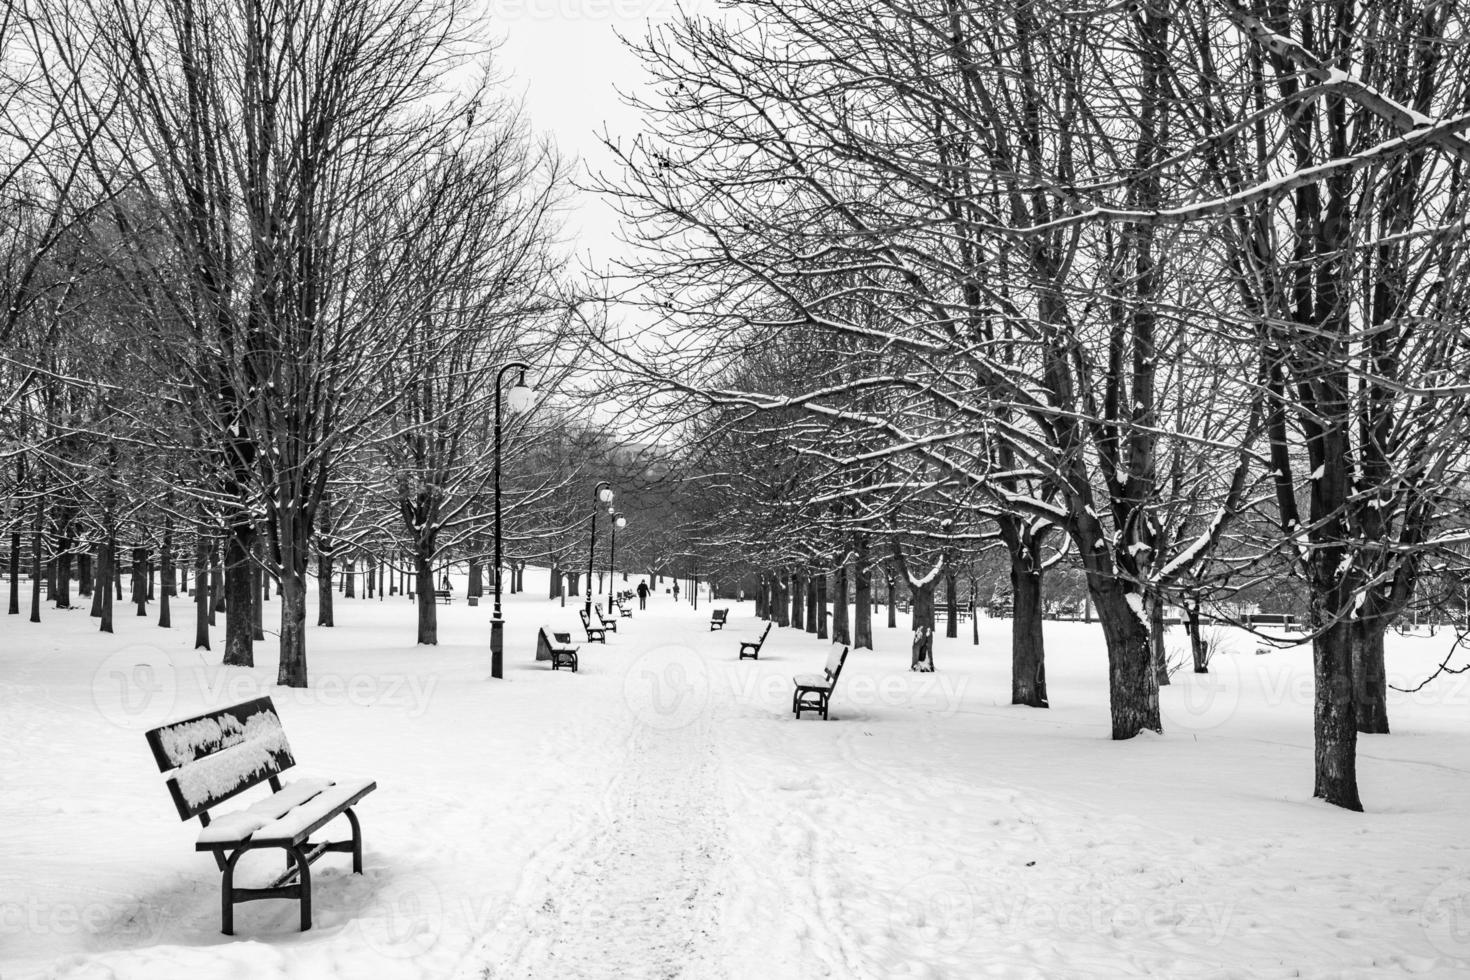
910,580,935,671
133,547,149,616
1152,594,1170,686
1091,582,1162,739
1186,599,1208,673
469,558,483,598
790,573,804,630
344,557,355,598
54,519,72,609
1011,553,1047,707
90,542,104,617
317,504,334,627
816,571,829,639
78,550,91,598
161,524,174,597
773,573,789,627
367,555,376,598
834,560,851,646
568,570,580,597
944,570,958,639
99,534,114,634
278,566,309,688
29,495,43,623
194,532,210,649
1314,617,1362,809
223,525,255,665
415,552,437,645
805,571,818,634
250,535,265,642
1351,618,1390,735
9,531,22,615
886,574,897,628
549,562,561,599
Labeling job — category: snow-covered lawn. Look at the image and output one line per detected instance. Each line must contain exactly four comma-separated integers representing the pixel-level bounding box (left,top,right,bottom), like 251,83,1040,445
3,571,1469,978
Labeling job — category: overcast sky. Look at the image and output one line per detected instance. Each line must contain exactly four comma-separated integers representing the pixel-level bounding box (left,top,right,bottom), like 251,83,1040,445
489,0,714,274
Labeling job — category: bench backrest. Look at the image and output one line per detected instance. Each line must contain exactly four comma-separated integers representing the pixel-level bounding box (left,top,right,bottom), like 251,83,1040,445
144,697,294,821
712,609,728,621
824,646,849,683
579,609,592,627
758,621,772,644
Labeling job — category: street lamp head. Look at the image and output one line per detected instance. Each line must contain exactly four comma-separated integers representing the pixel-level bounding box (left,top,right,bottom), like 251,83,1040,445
506,378,535,413
597,485,614,504
614,514,627,530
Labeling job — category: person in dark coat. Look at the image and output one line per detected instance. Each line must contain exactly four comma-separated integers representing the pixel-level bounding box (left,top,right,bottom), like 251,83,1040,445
637,580,649,610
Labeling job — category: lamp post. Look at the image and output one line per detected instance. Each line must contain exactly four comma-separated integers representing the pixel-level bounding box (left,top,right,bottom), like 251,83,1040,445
607,511,627,612
586,481,613,616
490,361,534,679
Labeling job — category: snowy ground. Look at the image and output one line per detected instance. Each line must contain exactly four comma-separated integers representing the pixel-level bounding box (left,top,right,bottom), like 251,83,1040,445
2,569,1469,979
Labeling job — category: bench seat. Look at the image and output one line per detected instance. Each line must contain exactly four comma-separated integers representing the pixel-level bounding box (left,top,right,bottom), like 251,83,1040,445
792,672,832,690
198,777,376,848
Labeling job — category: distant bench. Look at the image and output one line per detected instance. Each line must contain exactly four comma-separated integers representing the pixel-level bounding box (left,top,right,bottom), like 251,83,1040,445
145,697,375,934
709,608,729,631
579,608,607,643
536,626,579,671
739,622,771,660
793,646,849,720
434,590,453,604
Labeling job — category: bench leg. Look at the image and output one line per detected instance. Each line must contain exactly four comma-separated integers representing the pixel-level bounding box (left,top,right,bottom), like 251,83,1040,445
343,807,364,873
221,844,254,936
286,843,312,931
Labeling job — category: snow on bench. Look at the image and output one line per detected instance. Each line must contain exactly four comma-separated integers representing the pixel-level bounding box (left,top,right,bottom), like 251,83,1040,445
792,646,849,720
145,696,376,935
709,608,729,631
740,621,772,660
537,626,579,672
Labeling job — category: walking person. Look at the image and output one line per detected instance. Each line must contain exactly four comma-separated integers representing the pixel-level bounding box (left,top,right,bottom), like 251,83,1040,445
673,581,680,603
637,580,649,610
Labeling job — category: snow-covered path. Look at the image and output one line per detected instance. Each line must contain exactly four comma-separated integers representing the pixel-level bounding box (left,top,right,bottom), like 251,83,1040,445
3,572,1470,979
470,717,730,978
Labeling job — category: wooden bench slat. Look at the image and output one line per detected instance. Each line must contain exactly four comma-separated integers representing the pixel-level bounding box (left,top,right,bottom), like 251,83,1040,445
245,778,377,847
146,696,280,772
165,713,296,820
195,777,334,845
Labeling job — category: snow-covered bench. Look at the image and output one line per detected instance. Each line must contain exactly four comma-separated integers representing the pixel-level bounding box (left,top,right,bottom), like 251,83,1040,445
537,626,579,671
740,622,771,660
579,608,607,643
434,589,453,604
792,646,849,720
709,608,729,630
144,697,375,935
613,599,633,618
594,604,619,633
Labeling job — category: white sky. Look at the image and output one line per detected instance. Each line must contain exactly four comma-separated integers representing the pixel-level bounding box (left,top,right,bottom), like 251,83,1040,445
486,0,715,275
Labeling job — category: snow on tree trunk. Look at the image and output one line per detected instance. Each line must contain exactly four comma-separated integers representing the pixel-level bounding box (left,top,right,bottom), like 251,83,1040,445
816,571,829,639
773,573,789,627
910,579,935,672
1151,594,1170,687
1351,619,1390,735
1092,583,1161,739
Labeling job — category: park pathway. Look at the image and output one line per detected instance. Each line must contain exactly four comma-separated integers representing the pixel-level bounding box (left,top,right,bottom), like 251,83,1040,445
461,643,734,979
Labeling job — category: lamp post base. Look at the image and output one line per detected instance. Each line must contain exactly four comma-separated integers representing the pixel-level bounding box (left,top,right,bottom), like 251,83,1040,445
490,617,504,679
